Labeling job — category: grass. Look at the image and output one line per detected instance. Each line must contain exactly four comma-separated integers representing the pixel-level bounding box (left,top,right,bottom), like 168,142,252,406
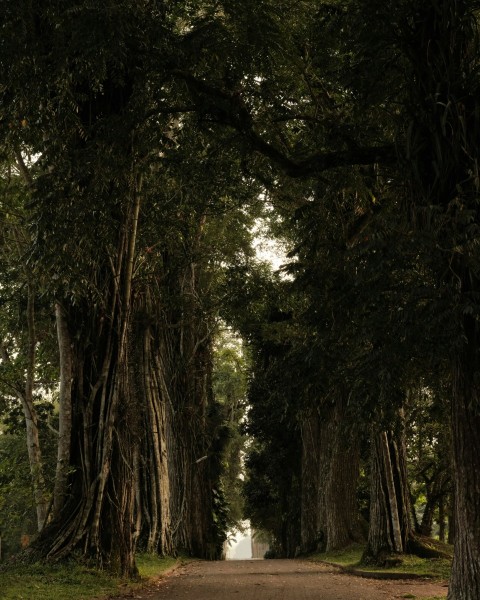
136,553,178,579
309,543,364,566
309,543,452,580
0,553,179,600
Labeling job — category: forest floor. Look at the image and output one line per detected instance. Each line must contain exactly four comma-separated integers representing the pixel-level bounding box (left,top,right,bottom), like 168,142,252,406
108,558,449,600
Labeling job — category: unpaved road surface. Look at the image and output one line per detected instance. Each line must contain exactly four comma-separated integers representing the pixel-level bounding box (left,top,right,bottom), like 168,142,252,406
121,559,449,600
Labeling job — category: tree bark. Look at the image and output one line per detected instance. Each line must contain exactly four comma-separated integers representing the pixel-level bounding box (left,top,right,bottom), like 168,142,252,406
52,301,73,520
324,393,363,552
33,184,142,576
449,316,480,599
300,394,363,554
300,408,322,553
133,313,172,555
363,425,412,564
24,283,48,531
399,3,480,595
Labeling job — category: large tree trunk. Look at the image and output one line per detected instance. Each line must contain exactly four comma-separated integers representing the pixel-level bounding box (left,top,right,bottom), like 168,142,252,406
145,250,223,560
398,2,480,596
300,394,363,554
324,398,363,551
133,313,172,555
300,407,322,553
32,188,142,576
449,315,480,598
166,311,220,559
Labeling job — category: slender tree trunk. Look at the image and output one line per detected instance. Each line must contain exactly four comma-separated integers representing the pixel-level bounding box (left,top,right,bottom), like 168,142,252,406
419,473,447,539
24,283,48,531
438,496,446,543
52,301,73,520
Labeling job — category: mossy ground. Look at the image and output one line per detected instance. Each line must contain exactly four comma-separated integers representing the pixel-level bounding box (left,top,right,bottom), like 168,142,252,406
0,554,179,600
309,542,452,580
308,544,450,600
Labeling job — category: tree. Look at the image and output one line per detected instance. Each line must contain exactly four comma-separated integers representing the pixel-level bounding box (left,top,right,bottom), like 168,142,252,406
0,161,59,533
391,3,480,596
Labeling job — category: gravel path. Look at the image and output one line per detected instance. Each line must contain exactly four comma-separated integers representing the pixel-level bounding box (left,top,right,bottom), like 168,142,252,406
120,559,449,600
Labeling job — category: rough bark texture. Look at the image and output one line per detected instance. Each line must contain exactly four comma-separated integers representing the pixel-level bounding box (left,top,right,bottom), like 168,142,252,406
32,189,142,576
131,237,223,560
449,319,480,599
324,407,362,551
300,396,363,555
363,426,412,564
131,311,172,555
300,408,322,553
164,265,220,559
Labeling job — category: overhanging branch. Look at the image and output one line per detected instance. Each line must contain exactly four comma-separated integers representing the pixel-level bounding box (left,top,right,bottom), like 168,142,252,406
172,71,398,178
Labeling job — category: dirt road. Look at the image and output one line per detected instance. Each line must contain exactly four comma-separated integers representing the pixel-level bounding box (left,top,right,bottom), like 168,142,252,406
121,559,449,600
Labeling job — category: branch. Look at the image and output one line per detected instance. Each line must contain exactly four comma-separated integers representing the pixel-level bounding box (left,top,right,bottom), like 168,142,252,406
173,71,398,177
15,150,34,186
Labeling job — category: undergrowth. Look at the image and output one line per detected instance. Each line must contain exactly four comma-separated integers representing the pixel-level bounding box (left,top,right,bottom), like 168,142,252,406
0,553,178,600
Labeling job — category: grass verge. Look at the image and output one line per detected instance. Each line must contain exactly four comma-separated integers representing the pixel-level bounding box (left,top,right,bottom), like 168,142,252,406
308,543,451,580
0,553,179,600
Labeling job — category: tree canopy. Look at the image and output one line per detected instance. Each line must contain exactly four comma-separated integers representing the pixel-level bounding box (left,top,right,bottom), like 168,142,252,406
1,2,480,598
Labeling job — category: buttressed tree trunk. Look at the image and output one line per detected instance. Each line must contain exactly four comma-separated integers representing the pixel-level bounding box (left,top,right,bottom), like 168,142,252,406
300,395,363,554
132,303,172,556
164,260,221,559
363,425,412,564
34,183,142,576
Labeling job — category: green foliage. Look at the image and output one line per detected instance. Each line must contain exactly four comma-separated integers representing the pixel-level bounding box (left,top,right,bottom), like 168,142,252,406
0,434,37,559
406,385,452,537
0,422,57,559
0,0,475,579
228,272,302,557
213,330,249,532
